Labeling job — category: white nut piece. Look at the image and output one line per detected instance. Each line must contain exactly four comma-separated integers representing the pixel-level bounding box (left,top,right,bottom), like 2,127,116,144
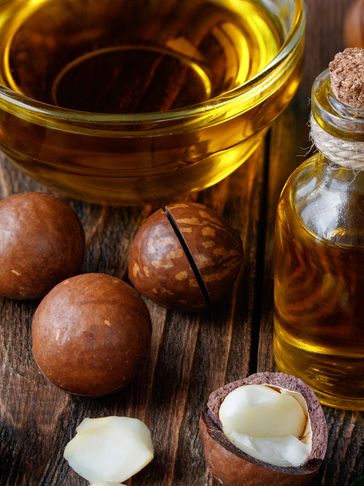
64,417,154,483
90,483,126,486
219,384,312,467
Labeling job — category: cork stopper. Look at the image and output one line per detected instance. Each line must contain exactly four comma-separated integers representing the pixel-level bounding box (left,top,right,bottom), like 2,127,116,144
310,49,364,169
329,48,364,109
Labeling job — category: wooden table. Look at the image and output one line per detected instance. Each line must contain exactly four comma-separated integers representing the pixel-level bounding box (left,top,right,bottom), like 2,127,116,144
0,1,363,485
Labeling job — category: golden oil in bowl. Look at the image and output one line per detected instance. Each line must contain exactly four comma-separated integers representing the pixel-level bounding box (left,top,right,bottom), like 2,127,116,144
0,0,304,204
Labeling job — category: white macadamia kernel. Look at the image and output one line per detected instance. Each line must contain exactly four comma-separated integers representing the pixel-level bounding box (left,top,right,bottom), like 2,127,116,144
90,483,126,486
219,384,312,467
64,417,154,483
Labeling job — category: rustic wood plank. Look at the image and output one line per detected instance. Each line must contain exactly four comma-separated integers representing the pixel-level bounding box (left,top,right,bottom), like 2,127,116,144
257,1,364,485
0,141,266,486
172,148,266,486
0,0,363,485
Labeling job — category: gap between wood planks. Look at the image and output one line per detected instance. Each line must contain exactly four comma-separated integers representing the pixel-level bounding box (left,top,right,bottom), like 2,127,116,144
248,129,272,376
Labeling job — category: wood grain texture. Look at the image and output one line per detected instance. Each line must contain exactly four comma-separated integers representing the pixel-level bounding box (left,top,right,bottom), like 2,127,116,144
0,1,363,485
257,2,363,486
0,147,264,486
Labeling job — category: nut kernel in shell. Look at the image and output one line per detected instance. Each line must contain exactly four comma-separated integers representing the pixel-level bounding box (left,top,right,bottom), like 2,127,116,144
219,384,312,467
64,417,154,483
200,372,328,486
128,203,243,310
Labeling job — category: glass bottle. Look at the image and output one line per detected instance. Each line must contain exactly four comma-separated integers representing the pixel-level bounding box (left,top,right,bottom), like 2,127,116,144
274,68,364,410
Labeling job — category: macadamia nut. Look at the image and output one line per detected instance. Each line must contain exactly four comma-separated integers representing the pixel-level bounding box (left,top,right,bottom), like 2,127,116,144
32,273,151,396
64,417,154,484
219,384,312,467
200,372,327,486
128,202,243,310
90,483,125,486
0,192,84,300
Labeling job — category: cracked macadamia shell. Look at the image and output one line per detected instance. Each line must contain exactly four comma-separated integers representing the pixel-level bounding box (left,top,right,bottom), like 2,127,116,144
0,192,84,300
32,273,151,396
128,203,243,310
200,372,328,486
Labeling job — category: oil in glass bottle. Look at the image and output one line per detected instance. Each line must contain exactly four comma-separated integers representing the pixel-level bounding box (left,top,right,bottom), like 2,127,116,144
274,49,364,410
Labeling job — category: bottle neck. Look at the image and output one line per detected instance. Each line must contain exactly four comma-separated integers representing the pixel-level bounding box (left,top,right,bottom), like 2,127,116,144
317,154,364,186
310,70,364,170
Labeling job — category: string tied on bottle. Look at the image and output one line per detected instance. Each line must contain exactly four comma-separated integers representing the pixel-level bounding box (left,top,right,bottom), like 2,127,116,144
310,114,364,169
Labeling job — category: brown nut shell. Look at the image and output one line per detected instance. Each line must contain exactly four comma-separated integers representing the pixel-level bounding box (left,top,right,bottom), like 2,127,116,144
32,273,152,397
128,203,243,310
0,192,84,300
344,0,364,48
129,207,204,309
200,372,328,486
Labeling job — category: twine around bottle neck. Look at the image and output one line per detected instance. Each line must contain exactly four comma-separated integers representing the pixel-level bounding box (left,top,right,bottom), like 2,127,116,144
310,116,364,170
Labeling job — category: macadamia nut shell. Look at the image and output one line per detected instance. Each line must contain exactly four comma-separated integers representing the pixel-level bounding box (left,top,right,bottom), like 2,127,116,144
200,372,328,486
0,192,84,299
32,273,151,396
128,203,243,310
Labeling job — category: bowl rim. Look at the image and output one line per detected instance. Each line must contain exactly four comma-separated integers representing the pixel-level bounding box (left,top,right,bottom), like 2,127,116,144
0,0,305,127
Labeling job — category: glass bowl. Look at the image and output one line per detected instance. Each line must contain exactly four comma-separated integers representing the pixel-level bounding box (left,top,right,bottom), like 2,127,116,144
0,0,305,205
